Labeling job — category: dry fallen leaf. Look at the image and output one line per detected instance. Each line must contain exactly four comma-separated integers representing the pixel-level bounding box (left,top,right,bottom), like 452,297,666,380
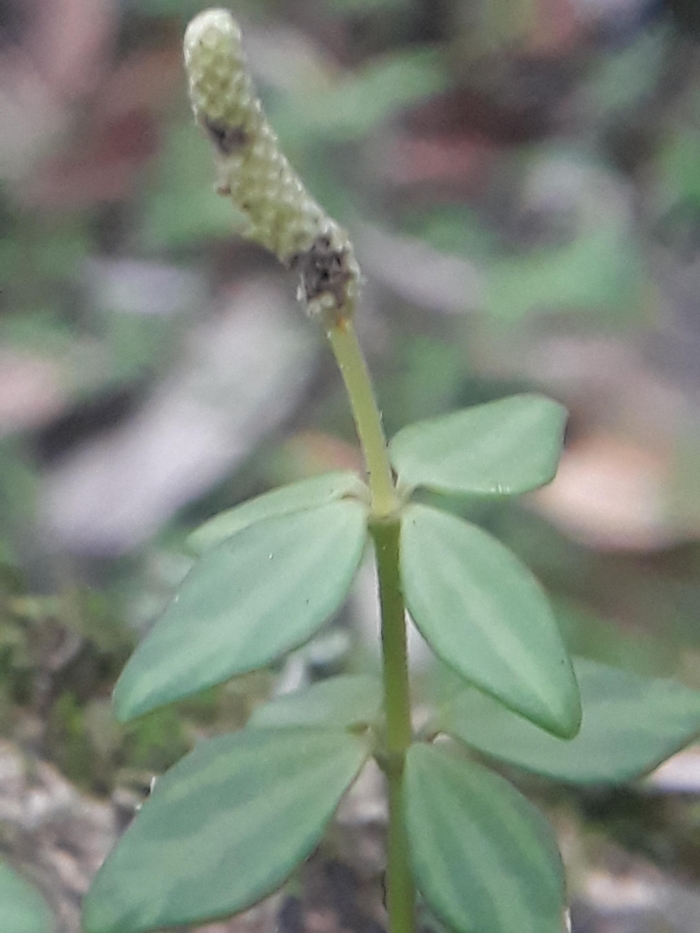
531,433,674,551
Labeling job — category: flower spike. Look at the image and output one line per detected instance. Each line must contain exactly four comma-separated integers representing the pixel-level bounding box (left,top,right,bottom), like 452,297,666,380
184,8,361,324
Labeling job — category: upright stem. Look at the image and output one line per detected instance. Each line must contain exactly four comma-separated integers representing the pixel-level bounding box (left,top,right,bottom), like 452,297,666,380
326,318,398,519
372,518,415,933
326,316,415,933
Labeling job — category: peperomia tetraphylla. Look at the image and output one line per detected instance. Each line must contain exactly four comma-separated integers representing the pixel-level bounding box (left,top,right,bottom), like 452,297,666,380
82,10,700,933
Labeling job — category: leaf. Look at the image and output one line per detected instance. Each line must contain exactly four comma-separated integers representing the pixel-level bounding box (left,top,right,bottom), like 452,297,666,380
399,204,496,259
189,472,367,553
83,727,369,933
275,49,448,145
404,743,565,933
484,224,642,321
139,123,246,250
658,129,700,208
114,501,369,721
583,24,668,117
0,860,53,933
248,674,382,730
389,394,567,498
442,657,700,784
400,505,580,738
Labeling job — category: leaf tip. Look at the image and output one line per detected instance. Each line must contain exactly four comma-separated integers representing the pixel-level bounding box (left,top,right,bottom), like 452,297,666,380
111,672,149,724
544,668,582,740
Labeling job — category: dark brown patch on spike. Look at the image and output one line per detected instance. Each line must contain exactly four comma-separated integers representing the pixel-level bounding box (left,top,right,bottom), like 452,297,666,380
204,118,248,154
297,235,353,308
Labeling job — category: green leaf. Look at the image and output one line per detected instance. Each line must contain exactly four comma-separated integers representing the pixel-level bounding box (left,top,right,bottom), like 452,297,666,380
189,472,367,553
247,674,382,730
0,860,53,933
114,501,369,721
583,24,668,117
139,123,246,250
404,743,565,933
400,505,580,738
658,129,700,208
399,204,496,259
442,657,700,784
83,727,369,933
275,49,448,145
484,224,642,320
389,394,567,498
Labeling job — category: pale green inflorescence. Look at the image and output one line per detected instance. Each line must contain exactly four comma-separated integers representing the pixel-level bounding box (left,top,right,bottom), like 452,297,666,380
184,8,361,324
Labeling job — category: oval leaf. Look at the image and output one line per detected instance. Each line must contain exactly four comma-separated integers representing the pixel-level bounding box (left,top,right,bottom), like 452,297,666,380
400,505,580,737
389,394,566,497
248,674,383,730
83,727,369,933
114,501,368,721
0,861,53,933
404,743,566,933
442,657,700,784
189,472,368,553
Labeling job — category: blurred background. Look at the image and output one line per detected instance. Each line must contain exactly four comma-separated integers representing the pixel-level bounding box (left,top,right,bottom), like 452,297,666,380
3,0,700,930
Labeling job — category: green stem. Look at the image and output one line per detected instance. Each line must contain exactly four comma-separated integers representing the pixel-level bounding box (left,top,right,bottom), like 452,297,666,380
372,520,412,755
326,318,398,518
372,518,415,933
326,318,415,933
